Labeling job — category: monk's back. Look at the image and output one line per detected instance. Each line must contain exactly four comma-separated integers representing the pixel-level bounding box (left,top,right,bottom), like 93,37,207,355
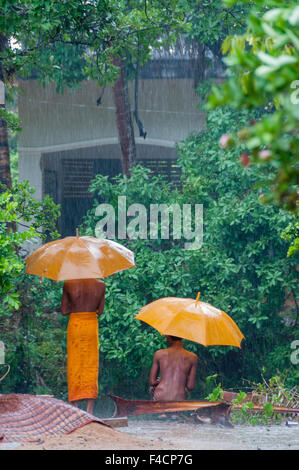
154,347,197,401
65,279,105,313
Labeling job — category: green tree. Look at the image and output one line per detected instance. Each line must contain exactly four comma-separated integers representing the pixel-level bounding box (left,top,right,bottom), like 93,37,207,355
38,0,184,176
177,105,298,387
207,0,299,215
0,181,60,310
181,0,248,87
0,0,184,181
0,181,61,394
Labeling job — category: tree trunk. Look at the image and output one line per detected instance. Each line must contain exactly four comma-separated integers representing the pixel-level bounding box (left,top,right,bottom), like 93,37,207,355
0,34,12,189
0,108,11,189
111,56,136,177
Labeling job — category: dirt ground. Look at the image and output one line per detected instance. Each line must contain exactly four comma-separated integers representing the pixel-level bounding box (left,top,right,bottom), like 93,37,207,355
3,415,298,451
14,422,176,451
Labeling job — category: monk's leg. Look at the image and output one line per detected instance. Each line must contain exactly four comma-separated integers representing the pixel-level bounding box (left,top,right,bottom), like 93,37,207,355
86,399,95,415
72,400,79,408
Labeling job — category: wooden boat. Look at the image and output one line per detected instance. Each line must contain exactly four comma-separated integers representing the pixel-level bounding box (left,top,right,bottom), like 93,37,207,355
108,393,299,427
108,394,227,417
108,394,234,426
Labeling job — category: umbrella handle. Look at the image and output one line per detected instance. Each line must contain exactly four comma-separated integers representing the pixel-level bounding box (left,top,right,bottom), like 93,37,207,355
196,292,200,302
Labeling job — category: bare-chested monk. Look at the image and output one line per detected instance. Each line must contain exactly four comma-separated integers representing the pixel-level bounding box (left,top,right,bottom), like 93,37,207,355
149,335,198,402
61,278,105,415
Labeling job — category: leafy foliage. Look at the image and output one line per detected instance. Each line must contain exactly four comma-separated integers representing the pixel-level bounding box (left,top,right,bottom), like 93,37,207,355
177,106,298,387
0,273,66,396
0,181,60,310
208,1,299,214
181,0,247,47
281,219,299,257
1,1,184,87
0,182,62,395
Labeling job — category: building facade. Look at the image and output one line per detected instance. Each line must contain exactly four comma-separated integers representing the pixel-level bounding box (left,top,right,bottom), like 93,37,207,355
18,55,223,236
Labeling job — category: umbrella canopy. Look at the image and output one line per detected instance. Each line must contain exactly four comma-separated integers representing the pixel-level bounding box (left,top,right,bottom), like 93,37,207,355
134,293,244,347
25,234,135,281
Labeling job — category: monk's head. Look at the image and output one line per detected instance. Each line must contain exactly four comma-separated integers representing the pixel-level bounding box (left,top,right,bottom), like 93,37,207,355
166,335,182,345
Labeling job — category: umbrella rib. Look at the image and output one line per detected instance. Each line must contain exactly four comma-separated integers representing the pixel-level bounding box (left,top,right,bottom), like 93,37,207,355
36,241,66,278
64,237,101,279
57,239,77,278
51,237,84,280
80,237,108,277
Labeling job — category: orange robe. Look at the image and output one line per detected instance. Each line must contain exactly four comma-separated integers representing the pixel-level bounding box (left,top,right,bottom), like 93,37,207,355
67,312,99,402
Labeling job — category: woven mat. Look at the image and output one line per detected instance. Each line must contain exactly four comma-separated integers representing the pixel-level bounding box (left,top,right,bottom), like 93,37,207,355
0,394,109,442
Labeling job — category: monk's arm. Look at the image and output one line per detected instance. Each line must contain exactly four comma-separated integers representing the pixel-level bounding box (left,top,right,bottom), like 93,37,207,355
149,352,160,387
61,284,71,316
186,356,198,391
96,284,106,316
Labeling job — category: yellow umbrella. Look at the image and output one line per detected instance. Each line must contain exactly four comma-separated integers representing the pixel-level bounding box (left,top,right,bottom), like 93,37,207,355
135,293,244,347
25,231,135,281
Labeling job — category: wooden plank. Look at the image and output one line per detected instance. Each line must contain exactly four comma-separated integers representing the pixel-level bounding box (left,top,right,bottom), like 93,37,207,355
100,417,128,427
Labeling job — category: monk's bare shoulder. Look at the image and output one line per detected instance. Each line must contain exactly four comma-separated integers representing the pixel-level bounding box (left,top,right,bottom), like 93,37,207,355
95,279,105,294
154,349,167,359
63,280,73,291
185,350,198,362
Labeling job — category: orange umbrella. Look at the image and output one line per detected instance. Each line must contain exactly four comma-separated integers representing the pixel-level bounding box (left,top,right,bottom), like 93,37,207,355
134,293,244,348
25,231,135,281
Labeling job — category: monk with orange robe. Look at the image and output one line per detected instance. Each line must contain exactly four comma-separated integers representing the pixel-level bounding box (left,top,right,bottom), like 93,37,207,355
61,278,105,415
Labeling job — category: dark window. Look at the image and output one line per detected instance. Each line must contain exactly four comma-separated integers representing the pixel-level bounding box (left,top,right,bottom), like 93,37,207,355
43,170,58,204
60,158,122,237
44,154,180,237
138,159,181,188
